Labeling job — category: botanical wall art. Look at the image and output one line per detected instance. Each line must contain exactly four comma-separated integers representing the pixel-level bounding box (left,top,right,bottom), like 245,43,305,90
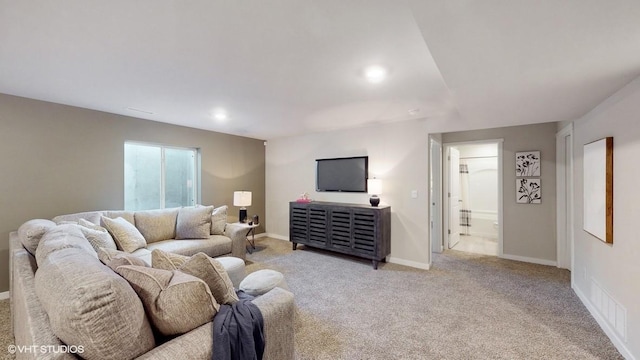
583,137,613,244
516,151,541,177
516,178,541,204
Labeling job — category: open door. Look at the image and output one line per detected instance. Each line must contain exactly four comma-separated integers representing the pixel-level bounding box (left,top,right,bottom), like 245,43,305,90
448,147,461,249
430,137,443,253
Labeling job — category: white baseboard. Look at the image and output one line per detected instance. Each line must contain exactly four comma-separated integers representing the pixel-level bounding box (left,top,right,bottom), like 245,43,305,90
499,253,557,267
265,233,289,241
387,257,430,270
574,285,635,360
254,232,268,239
0,291,8,300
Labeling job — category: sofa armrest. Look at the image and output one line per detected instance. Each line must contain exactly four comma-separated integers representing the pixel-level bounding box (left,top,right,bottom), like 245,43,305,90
253,287,295,360
223,223,248,261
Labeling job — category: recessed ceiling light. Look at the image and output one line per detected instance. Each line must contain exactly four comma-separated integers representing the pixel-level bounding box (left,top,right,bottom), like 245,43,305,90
212,109,228,121
408,108,420,116
364,65,387,83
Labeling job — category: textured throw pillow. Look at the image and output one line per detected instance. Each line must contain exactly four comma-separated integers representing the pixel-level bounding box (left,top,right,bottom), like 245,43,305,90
210,205,228,235
134,208,179,243
180,252,239,305
77,218,117,251
17,219,57,255
97,247,148,270
239,269,287,296
116,265,219,336
151,248,190,270
101,216,147,253
176,206,213,239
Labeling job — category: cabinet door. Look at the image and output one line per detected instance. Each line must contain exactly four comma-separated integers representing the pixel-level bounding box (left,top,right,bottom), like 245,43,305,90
290,206,309,243
352,210,376,255
329,209,352,250
308,207,328,246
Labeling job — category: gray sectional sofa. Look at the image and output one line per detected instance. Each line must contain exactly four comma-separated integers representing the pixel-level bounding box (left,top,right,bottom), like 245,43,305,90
9,206,295,360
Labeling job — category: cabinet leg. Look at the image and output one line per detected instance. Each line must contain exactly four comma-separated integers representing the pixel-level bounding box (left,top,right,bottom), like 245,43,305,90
372,260,378,270
292,242,298,250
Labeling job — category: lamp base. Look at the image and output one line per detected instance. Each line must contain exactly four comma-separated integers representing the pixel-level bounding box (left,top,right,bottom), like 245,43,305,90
369,195,380,207
239,208,248,223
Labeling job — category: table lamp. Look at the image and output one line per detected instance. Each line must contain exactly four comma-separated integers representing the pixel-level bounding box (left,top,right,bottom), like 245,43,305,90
367,178,382,207
233,191,252,222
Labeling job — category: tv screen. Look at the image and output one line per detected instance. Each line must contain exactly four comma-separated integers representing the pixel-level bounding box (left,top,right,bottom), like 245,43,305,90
316,156,368,192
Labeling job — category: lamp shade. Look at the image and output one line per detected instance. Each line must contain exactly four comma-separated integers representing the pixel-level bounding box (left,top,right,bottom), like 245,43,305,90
233,191,252,207
367,179,382,195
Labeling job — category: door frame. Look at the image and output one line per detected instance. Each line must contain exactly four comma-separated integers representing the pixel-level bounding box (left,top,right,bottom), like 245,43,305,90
556,123,574,273
443,139,504,256
429,136,443,253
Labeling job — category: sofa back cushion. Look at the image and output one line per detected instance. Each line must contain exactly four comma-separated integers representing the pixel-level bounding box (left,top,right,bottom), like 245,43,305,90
102,210,136,225
17,219,57,255
134,208,179,243
52,211,103,225
176,206,214,239
34,237,155,360
116,265,219,336
35,224,98,266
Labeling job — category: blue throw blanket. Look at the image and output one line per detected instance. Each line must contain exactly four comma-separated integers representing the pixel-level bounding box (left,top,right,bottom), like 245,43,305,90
212,292,264,360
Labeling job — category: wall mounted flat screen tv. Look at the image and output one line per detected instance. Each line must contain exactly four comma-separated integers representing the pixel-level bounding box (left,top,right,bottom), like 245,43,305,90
316,156,368,192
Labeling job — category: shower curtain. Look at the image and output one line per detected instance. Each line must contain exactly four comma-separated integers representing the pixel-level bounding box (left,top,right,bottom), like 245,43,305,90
459,160,471,235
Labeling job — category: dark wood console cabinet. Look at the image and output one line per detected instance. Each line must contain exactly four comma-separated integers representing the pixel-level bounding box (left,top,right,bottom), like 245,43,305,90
289,201,391,269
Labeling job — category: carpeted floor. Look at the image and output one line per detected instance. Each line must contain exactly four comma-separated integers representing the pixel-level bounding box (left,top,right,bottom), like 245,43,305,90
246,237,623,360
0,237,623,359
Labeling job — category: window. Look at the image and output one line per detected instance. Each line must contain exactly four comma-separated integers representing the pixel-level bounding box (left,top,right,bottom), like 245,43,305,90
124,142,199,210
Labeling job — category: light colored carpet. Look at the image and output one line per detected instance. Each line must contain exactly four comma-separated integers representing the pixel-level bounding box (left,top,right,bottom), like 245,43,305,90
0,237,623,359
246,237,623,360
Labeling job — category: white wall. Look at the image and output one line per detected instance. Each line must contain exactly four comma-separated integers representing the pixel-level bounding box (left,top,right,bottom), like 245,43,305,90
266,119,431,268
572,75,640,359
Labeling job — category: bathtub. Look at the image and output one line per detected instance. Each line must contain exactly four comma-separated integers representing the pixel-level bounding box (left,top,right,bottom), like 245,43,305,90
469,210,498,239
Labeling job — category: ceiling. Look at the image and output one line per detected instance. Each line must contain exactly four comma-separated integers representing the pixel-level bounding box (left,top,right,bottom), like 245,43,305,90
1,1,640,140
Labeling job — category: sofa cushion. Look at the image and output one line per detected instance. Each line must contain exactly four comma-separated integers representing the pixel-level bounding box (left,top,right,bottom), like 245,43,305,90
35,224,98,266
35,243,155,360
135,208,179,243
77,218,117,251
211,205,228,235
151,248,190,270
180,252,239,305
102,210,136,225
101,216,147,253
176,206,214,239
52,211,103,225
98,247,152,266
17,219,57,255
146,236,232,258
97,247,148,271
116,265,219,336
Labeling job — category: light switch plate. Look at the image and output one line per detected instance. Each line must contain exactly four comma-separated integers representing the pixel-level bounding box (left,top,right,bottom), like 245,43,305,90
411,190,418,198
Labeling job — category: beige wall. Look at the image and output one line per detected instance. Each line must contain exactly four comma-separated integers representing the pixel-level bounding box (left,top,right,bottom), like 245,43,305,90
266,119,431,268
0,94,265,292
442,122,558,263
572,76,640,358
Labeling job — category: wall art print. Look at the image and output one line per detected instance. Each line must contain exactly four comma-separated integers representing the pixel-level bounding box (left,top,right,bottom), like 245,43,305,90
516,178,541,204
516,151,541,177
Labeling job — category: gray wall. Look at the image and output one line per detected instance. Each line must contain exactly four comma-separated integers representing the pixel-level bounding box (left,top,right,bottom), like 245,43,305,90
442,122,558,263
0,93,266,292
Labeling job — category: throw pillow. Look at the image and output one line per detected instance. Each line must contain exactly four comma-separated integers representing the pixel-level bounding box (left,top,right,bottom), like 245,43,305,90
78,218,117,251
210,205,228,235
180,252,239,305
176,206,213,239
151,248,190,270
101,216,147,253
134,208,179,243
97,247,148,270
116,265,219,336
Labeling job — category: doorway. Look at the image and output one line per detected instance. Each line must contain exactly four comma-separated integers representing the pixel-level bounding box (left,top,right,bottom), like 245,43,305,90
443,141,503,256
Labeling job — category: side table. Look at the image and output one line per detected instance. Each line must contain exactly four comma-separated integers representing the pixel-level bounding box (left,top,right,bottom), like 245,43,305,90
237,222,259,253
